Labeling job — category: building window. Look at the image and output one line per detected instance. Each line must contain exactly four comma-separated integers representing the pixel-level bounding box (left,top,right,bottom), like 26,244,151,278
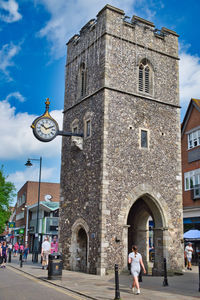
73,126,78,134
22,193,26,204
84,119,91,138
188,129,200,149
16,211,24,221
139,65,143,91
78,62,87,98
83,111,93,139
184,169,200,191
86,120,91,137
138,59,152,94
71,119,79,134
140,129,149,149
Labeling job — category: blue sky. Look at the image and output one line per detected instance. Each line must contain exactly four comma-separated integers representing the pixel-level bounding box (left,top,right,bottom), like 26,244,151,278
0,0,200,201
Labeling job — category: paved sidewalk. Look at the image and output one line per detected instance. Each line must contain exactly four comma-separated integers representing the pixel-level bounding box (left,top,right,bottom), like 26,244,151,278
7,255,200,300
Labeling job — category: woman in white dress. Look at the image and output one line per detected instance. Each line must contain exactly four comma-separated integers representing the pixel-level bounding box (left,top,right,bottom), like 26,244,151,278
128,245,146,295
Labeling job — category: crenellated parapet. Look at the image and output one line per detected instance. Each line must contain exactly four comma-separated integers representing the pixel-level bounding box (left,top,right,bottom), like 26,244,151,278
66,4,179,65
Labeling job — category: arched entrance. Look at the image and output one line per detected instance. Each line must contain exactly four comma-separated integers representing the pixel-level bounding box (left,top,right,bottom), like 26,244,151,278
70,219,89,273
127,195,167,275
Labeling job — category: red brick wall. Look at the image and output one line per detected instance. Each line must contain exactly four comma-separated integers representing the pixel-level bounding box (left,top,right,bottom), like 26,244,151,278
26,181,60,205
181,106,200,207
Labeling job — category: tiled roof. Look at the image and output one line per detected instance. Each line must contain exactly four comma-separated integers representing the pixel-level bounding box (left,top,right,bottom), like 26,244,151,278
192,98,200,109
181,98,200,135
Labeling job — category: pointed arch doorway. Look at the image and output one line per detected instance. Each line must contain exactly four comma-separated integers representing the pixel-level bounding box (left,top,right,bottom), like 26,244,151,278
70,222,88,273
127,195,167,275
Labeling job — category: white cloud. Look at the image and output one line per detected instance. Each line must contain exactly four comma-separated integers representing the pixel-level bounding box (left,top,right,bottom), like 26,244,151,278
0,98,63,160
0,42,21,80
5,91,26,102
8,166,56,193
35,0,140,58
0,0,22,23
179,51,200,107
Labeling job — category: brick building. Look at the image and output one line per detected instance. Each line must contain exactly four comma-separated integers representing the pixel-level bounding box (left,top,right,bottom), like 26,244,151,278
14,181,60,249
59,4,183,275
181,98,200,231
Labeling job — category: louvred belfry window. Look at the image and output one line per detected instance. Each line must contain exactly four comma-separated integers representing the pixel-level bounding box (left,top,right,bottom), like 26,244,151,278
139,65,144,91
138,60,152,94
145,66,150,93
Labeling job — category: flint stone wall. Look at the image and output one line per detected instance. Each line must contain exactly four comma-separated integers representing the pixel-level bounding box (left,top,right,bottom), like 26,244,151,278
59,4,184,275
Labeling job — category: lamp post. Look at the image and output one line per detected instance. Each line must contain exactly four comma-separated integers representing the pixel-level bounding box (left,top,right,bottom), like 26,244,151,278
22,205,29,244
25,157,42,263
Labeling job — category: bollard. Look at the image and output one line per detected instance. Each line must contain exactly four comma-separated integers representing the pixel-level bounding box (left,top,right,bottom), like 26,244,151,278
20,251,23,268
8,250,11,263
163,258,168,286
198,257,200,292
114,264,121,300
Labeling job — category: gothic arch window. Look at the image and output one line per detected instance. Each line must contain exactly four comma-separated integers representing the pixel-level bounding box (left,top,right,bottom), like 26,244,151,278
138,59,153,95
78,62,87,98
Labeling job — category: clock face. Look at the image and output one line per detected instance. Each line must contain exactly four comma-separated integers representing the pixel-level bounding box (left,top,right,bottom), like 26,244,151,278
33,117,58,142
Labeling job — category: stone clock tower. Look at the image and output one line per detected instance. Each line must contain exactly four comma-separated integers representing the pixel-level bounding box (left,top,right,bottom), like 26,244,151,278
59,4,184,275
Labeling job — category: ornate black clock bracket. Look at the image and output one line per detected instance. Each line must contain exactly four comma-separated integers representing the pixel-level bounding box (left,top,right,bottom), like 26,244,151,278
58,130,84,150
31,99,84,150
57,130,83,138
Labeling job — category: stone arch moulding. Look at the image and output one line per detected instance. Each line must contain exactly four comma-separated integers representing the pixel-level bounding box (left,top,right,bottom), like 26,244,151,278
122,183,168,228
120,183,169,271
70,218,89,272
137,56,155,72
71,217,90,232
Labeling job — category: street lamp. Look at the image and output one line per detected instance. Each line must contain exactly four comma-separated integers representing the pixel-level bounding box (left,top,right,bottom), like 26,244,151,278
22,205,29,243
25,156,42,263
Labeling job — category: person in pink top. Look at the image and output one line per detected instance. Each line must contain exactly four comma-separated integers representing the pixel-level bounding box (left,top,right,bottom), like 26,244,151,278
51,236,58,254
19,244,24,253
14,242,19,257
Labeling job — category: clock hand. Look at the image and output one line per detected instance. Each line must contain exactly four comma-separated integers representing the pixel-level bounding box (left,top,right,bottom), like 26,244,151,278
41,124,47,130
46,126,55,129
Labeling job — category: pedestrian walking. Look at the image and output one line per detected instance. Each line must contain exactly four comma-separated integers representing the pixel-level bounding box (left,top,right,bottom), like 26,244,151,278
185,242,193,270
128,245,146,295
14,242,19,257
51,236,58,254
1,241,8,268
0,242,2,265
19,244,24,253
41,236,51,270
23,244,29,262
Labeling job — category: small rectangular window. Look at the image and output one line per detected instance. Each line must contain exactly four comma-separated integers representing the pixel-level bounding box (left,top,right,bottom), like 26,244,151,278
141,130,148,148
185,177,189,190
190,177,194,189
193,131,197,146
187,129,200,149
194,188,200,197
86,120,91,137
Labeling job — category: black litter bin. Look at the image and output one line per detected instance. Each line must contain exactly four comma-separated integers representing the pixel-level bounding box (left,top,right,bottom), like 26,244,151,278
48,253,63,280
